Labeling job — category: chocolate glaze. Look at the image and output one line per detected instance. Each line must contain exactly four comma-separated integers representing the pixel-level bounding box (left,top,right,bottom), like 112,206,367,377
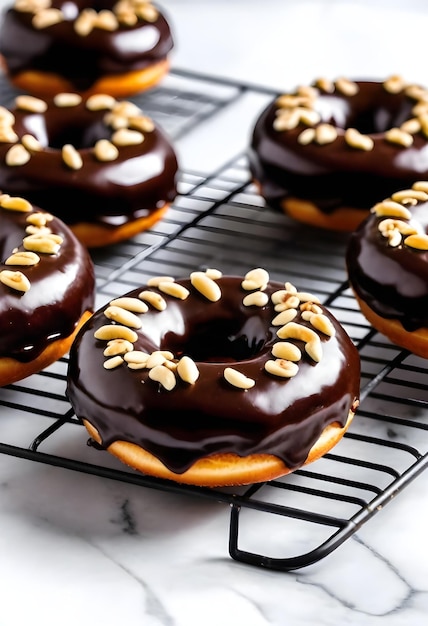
249,80,428,213
0,95,178,228
346,201,428,332
0,1,174,91
67,275,360,474
0,202,95,362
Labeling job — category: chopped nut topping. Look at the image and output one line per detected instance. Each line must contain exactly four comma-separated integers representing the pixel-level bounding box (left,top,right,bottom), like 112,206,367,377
149,365,176,391
21,134,42,152
94,324,138,343
404,233,428,250
241,267,269,291
177,356,199,384
0,128,19,143
124,350,150,364
400,118,420,135
0,269,31,292
224,367,255,390
205,268,222,280
271,341,301,362
265,359,299,378
276,321,322,362
297,128,316,145
190,271,221,301
32,7,64,28
62,144,83,170
23,232,63,254
271,308,298,326
383,75,406,94
111,128,144,146
104,339,134,356
5,144,31,166
86,94,116,111
138,290,167,310
413,180,428,193
97,268,334,391
384,128,413,147
95,9,119,31
15,95,47,113
391,189,428,203
309,313,336,337
314,77,335,93
104,305,142,329
335,78,359,96
345,128,374,151
276,321,320,344
146,350,174,369
315,124,338,145
5,251,40,266
26,211,53,227
94,139,119,162
74,8,97,36
147,275,174,287
157,281,190,300
103,355,124,370
0,106,15,125
371,201,412,219
242,291,269,307
53,93,82,108
129,116,155,133
109,297,148,313
0,194,32,212
15,0,51,13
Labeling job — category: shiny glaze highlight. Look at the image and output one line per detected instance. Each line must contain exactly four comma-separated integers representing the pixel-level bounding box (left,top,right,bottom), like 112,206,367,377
346,201,428,332
0,0,174,91
249,79,428,213
0,203,95,362
0,95,178,228
67,275,360,474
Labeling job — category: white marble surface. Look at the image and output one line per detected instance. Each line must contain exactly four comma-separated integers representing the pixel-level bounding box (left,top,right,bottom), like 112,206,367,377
0,1,428,625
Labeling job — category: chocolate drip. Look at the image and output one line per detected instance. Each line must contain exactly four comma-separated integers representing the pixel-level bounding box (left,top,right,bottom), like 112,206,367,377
346,202,428,331
0,204,95,361
0,96,178,227
249,80,428,213
0,1,174,91
67,276,360,474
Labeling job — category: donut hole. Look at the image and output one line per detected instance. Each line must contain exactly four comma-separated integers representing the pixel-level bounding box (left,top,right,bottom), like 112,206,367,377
16,113,110,149
163,316,268,363
317,94,414,133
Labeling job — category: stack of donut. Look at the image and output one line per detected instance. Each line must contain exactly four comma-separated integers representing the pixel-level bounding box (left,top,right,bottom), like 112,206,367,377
0,92,179,248
0,0,174,98
67,267,360,486
250,75,428,231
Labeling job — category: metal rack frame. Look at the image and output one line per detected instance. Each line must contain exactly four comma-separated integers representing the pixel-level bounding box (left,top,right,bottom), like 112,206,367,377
0,68,427,571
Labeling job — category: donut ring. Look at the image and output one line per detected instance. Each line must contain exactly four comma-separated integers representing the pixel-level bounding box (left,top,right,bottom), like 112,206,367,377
249,75,428,231
0,192,95,387
67,268,360,487
0,0,174,98
347,181,428,358
0,93,178,248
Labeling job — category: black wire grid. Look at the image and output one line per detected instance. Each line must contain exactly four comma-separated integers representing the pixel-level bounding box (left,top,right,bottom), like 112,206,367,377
0,69,427,571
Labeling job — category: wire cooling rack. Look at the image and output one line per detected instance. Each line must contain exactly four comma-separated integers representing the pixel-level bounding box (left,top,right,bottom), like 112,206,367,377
0,68,427,571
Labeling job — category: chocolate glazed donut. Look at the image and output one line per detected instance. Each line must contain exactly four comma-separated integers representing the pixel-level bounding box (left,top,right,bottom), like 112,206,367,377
0,0,174,98
346,181,428,358
0,93,179,248
0,193,95,387
67,268,360,487
249,75,428,231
